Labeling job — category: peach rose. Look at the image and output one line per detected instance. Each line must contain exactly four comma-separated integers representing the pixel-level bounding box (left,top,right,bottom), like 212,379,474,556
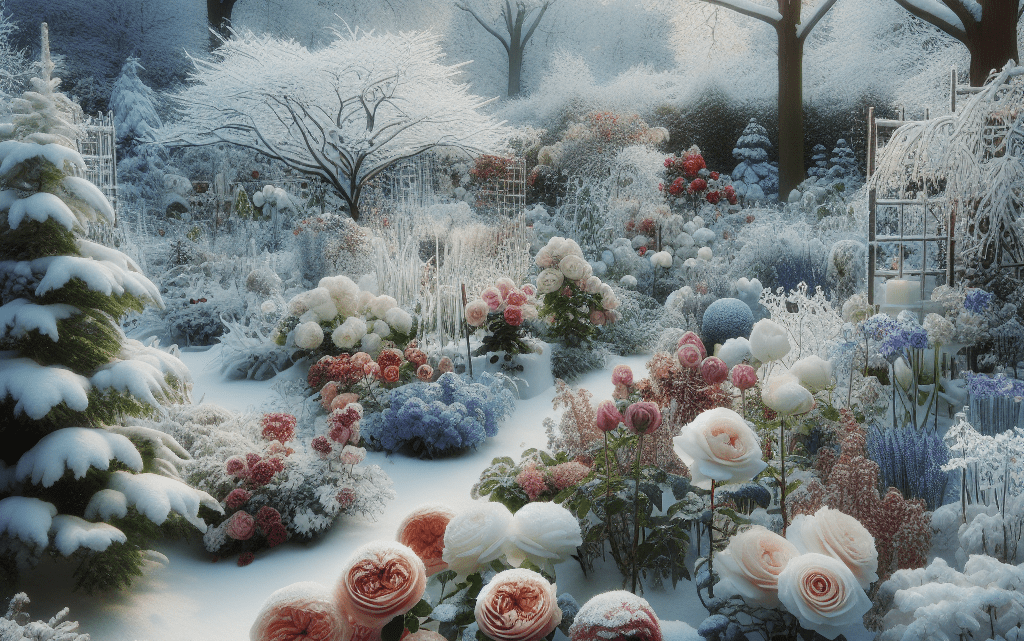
568,591,662,641
331,392,360,412
777,553,872,640
466,300,489,327
673,407,766,489
787,507,878,590
395,504,456,576
716,526,799,607
334,542,426,641
250,581,350,641
442,503,513,576
495,278,516,300
475,568,561,641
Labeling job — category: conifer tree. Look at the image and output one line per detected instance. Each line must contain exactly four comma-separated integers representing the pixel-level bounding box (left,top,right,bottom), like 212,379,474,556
808,143,828,179
731,118,779,202
827,139,859,184
0,24,219,593
109,57,162,150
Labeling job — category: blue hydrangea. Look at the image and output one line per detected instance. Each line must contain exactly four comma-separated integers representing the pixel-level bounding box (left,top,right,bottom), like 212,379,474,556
701,297,755,349
964,372,1024,398
361,372,515,458
860,313,897,341
965,289,994,315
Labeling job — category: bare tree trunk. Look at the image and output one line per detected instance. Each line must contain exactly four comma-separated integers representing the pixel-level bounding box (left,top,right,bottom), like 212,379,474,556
508,42,524,97
207,0,238,51
968,0,1018,85
776,1,805,198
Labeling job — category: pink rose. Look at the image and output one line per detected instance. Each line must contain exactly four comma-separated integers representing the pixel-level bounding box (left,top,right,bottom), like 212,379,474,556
363,362,381,378
320,382,339,410
673,407,766,489
334,542,427,638
506,288,528,307
351,352,372,368
611,364,634,387
716,526,799,607
475,569,561,641
568,591,662,641
416,364,433,381
624,402,662,435
225,488,251,510
504,305,524,327
438,357,454,374
700,356,729,385
677,344,702,369
777,553,872,640
595,400,624,432
495,278,515,300
677,331,707,360
331,392,360,412
589,310,606,326
225,510,256,541
396,504,457,577
482,287,503,311
521,283,537,297
730,364,758,390
466,300,489,327
787,507,878,590
250,582,350,641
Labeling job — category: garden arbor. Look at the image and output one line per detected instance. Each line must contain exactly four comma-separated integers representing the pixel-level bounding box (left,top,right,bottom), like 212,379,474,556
162,28,507,220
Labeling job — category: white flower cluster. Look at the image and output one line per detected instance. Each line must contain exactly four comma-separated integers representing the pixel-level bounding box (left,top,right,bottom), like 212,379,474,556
533,237,620,316
284,275,414,355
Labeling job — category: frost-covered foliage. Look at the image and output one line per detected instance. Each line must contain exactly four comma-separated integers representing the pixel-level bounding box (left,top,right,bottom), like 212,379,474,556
731,118,778,202
757,282,843,368
728,219,831,296
0,2,29,106
876,555,1024,641
0,39,206,593
943,411,1024,512
138,405,394,564
867,424,952,511
162,28,508,219
0,592,88,641
361,372,515,458
108,57,161,149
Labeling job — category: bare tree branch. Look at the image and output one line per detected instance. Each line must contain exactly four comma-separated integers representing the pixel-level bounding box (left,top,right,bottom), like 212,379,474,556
697,0,782,26
455,1,512,51
797,0,841,40
889,0,968,42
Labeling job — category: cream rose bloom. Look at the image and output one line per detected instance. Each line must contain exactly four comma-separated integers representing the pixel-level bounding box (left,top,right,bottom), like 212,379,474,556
673,407,766,489
503,502,582,573
442,503,513,576
558,255,589,281
465,300,489,327
749,318,791,363
777,553,872,640
536,268,565,295
787,507,878,590
584,276,603,294
789,355,833,392
716,526,799,607
762,373,814,416
385,307,413,335
294,321,325,350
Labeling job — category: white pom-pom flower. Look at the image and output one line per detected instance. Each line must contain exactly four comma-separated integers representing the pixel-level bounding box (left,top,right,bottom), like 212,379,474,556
749,319,791,363
385,307,413,335
294,321,325,350
332,317,367,350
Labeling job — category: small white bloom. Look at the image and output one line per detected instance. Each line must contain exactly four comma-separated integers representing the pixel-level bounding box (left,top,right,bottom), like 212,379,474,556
749,319,791,363
385,307,414,335
536,268,565,295
369,295,398,319
294,321,325,350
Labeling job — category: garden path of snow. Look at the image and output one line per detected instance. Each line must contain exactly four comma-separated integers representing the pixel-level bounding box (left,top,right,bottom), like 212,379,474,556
18,346,870,641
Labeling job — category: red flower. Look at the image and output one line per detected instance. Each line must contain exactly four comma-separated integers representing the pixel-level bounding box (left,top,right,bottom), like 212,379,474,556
664,157,674,168
245,453,262,468
383,365,401,383
237,551,255,566
624,402,663,435
250,459,278,486
683,156,705,179
406,349,428,367
689,178,708,193
311,435,332,457
336,488,356,508
265,522,288,548
251,170,260,179
639,218,656,235
706,190,721,205
260,413,297,443
257,506,282,533
657,183,664,192
637,246,648,256
625,219,636,232
668,177,686,196
416,364,434,381
503,305,524,326
225,456,249,479
595,400,623,432
710,171,720,180
377,349,402,371
729,194,739,205
225,488,251,510
700,356,729,385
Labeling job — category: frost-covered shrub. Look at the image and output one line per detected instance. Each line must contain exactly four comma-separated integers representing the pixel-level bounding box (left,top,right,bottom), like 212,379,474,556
731,118,778,202
701,297,755,351
728,220,830,296
597,288,682,356
361,373,515,458
292,213,372,286
867,424,952,511
551,343,609,381
140,405,394,565
0,592,88,641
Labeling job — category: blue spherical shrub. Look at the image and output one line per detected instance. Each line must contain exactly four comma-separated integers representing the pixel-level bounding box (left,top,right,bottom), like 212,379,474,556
701,297,755,349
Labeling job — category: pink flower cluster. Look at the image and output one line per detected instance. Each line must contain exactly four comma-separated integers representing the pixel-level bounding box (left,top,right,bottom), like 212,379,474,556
260,413,296,443
515,460,593,501
328,404,362,446
675,331,759,389
225,452,285,487
466,278,539,328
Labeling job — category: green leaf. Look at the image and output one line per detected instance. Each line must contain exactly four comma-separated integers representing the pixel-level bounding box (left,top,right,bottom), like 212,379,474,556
410,599,434,617
381,615,405,641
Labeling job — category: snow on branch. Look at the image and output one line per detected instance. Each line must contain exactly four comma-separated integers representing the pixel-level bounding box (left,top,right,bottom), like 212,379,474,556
5,192,78,230
0,140,84,180
698,0,782,25
0,299,79,342
889,0,968,40
0,496,56,549
796,0,842,40
27,255,162,303
62,176,115,225
14,427,143,488
107,471,221,531
0,356,90,420
50,514,126,556
160,28,508,219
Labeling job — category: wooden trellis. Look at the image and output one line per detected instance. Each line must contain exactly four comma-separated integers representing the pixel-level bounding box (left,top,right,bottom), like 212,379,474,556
476,157,526,217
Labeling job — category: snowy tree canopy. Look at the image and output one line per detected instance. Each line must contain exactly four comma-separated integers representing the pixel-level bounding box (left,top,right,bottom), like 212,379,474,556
161,28,509,220
109,57,162,146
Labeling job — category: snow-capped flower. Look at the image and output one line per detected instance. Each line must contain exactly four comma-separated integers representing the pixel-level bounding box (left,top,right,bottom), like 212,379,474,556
697,247,713,261
559,255,590,281
678,344,702,369
369,295,398,319
763,373,814,415
700,356,729,385
730,364,758,390
611,364,633,387
789,355,833,392
503,502,583,570
250,582,348,641
384,307,414,335
335,542,427,631
568,591,661,641
332,317,367,350
396,504,457,576
674,407,766,489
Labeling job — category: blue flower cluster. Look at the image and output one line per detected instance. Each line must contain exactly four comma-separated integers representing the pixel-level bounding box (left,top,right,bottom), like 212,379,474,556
964,289,994,315
877,323,928,362
360,372,515,458
860,313,897,341
867,423,952,510
964,372,1024,398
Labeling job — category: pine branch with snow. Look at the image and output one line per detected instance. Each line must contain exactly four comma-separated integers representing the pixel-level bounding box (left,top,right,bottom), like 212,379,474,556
0,592,89,641
109,57,161,148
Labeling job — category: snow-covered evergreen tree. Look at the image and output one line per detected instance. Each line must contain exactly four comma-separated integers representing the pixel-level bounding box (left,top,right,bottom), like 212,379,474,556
731,117,778,202
808,143,828,179
109,57,161,149
827,138,859,184
0,24,219,593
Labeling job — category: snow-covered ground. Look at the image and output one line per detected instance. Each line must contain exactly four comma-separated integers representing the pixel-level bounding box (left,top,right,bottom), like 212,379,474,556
17,347,871,641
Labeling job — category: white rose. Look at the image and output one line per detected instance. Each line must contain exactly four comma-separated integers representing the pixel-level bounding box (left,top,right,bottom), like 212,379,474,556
385,307,413,335
585,276,603,294
718,337,752,368
789,355,833,392
293,321,325,350
601,293,619,310
535,246,555,268
536,268,565,295
717,526,799,607
361,333,383,355
503,502,582,573
287,292,310,316
320,275,360,314
370,295,398,319
260,300,276,314
749,318,791,363
559,255,589,281
673,407,766,489
619,275,637,289
777,553,872,640
787,507,878,590
442,503,513,576
762,373,814,416
650,251,673,268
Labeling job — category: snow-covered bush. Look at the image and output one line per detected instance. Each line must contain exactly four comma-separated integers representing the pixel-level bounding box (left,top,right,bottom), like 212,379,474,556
360,372,515,458
109,57,161,150
0,592,88,640
0,46,216,592
731,118,778,202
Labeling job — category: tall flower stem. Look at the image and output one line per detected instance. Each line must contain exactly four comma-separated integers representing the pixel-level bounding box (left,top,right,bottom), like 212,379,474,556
604,431,612,561
780,416,788,536
631,432,644,594
708,479,716,598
